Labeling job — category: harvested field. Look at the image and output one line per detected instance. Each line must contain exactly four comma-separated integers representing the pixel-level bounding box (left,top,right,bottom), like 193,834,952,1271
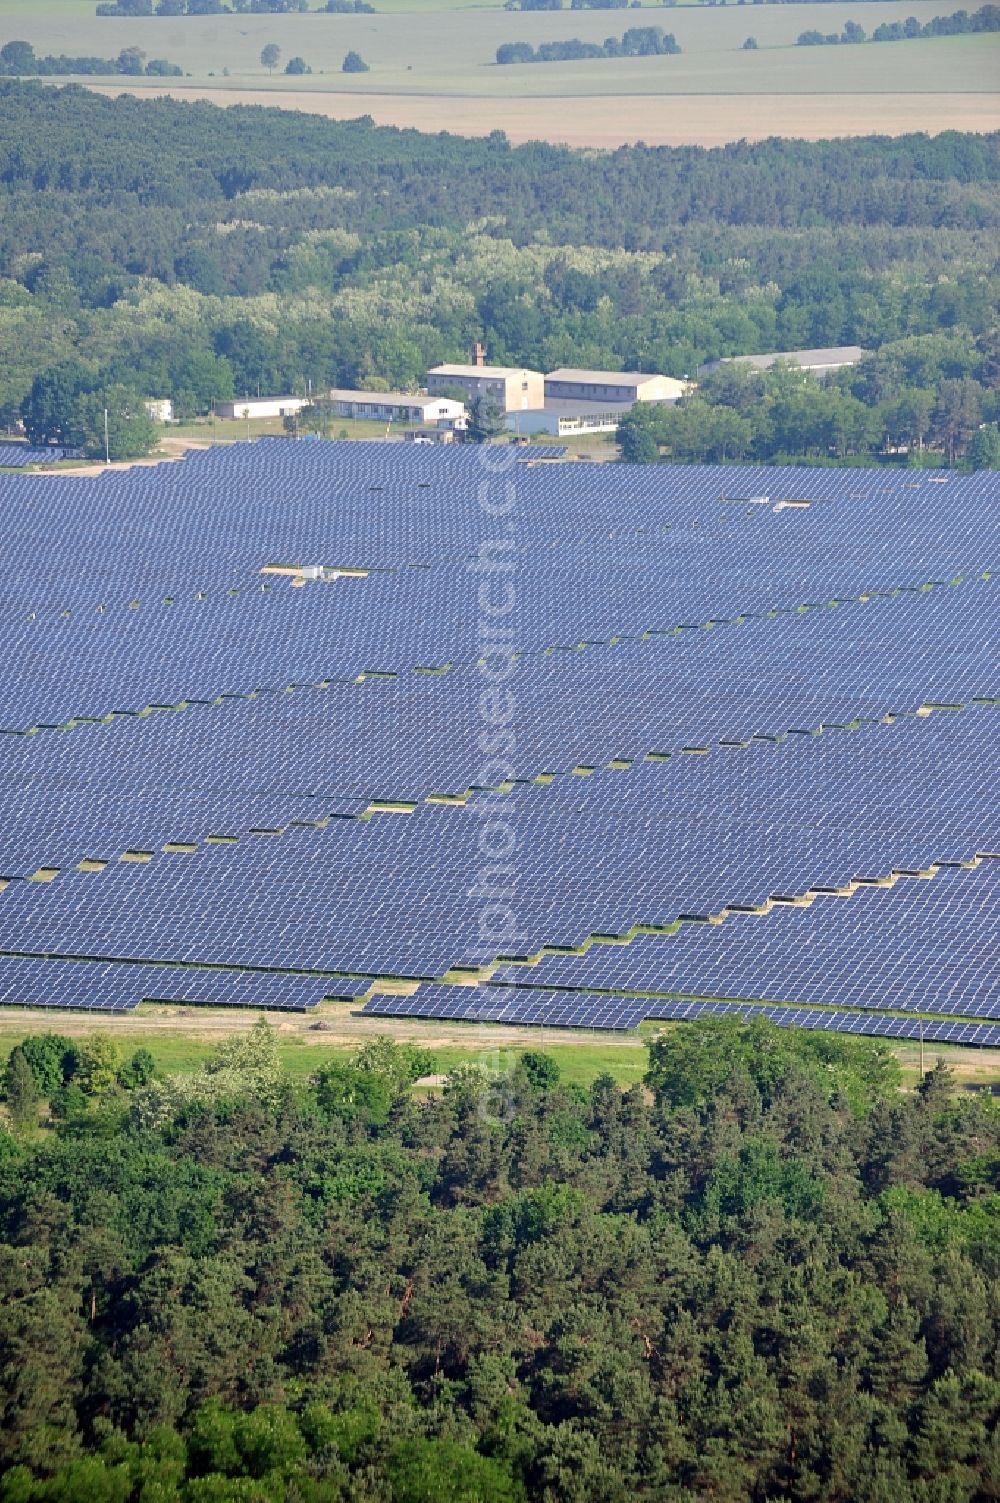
82,83,999,147
12,0,996,146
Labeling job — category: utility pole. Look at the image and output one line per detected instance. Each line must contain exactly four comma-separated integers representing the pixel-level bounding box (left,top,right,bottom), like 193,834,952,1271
104,407,110,465
919,1020,925,1077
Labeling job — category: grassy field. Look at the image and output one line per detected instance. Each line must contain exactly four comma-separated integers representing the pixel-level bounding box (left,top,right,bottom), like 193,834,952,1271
0,1001,653,1090
169,414,389,443
8,8,994,92
0,1002,997,1094
3,0,996,145
0,0,769,14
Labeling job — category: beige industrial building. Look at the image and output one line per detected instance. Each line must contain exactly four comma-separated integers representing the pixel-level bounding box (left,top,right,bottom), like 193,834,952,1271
427,344,545,413
332,390,465,426
500,364,686,437
544,369,687,404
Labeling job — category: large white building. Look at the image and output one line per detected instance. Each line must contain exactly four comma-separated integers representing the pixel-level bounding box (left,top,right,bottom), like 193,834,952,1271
331,390,465,426
506,366,687,437
508,400,636,439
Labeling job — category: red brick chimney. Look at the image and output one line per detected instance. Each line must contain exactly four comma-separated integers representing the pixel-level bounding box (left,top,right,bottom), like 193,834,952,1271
472,341,486,368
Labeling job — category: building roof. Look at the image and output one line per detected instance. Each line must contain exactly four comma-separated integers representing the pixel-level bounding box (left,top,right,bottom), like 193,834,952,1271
332,389,462,408
720,347,865,372
545,368,680,387
227,395,306,405
429,363,542,380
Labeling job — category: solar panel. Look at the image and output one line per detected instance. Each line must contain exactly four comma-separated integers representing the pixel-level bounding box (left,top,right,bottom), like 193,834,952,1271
0,443,995,1037
0,953,371,1012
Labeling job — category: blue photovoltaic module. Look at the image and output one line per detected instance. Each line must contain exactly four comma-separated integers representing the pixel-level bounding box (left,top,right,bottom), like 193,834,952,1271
0,443,995,1033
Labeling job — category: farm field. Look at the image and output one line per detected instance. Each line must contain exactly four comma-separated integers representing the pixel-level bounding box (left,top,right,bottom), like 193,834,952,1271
3,0,997,144
86,81,999,145
3,3,989,83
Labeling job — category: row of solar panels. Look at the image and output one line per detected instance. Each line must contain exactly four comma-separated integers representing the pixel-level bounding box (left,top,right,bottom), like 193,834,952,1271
1,949,992,1046
0,834,994,1024
1,947,993,1049
1,445,995,1041
1,715,992,973
0,953,372,1012
362,987,1000,1047
0,443,71,468
5,553,990,724
2,571,994,758
2,443,995,615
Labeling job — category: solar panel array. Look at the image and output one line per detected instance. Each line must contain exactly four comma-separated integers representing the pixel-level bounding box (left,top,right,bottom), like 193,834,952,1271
0,439,996,1040
362,986,1000,1047
0,954,371,1012
0,444,70,468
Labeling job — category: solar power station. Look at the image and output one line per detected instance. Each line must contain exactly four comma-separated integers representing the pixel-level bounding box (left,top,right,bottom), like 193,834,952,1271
0,441,997,1042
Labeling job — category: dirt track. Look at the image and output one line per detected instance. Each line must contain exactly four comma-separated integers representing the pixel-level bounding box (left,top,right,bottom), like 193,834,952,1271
30,436,211,478
0,999,643,1054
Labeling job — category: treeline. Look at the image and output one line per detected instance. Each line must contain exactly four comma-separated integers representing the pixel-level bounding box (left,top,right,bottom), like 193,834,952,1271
22,375,162,459
618,348,1000,467
507,0,633,10
97,0,312,14
498,27,680,63
1,84,995,239
0,41,182,76
799,2,1000,42
1,1015,999,1500
507,0,932,7
96,0,377,13
0,85,997,457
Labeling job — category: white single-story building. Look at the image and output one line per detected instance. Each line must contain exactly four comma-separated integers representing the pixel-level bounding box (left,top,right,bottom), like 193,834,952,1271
332,390,466,427
144,399,174,423
214,396,310,420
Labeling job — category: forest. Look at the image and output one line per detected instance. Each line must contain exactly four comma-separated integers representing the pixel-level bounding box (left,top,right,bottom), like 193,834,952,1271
0,1018,998,1500
0,42,183,77
617,351,1000,466
0,84,997,461
496,29,681,63
797,3,1000,44
95,1,310,14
